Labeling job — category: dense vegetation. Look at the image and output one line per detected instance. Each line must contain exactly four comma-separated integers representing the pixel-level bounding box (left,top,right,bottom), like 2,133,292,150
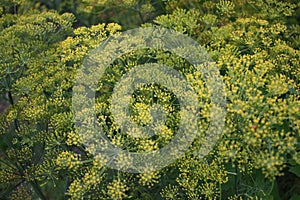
0,0,299,199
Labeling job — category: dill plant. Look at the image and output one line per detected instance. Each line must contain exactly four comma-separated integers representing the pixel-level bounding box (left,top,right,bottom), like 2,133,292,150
0,0,299,199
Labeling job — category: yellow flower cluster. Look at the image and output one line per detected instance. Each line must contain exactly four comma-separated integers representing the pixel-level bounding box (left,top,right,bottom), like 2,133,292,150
177,156,228,198
114,153,133,171
154,8,201,36
138,170,161,188
56,151,81,170
154,3,299,197
160,185,179,200
67,160,105,199
7,146,32,164
58,23,121,70
107,179,129,200
216,0,235,17
0,167,19,184
255,151,286,180
1,0,299,199
66,130,82,146
199,182,219,200
67,179,85,200
131,102,153,125
9,183,31,200
135,138,158,152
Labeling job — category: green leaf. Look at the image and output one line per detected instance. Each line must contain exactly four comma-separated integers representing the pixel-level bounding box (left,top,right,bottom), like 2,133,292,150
289,166,300,177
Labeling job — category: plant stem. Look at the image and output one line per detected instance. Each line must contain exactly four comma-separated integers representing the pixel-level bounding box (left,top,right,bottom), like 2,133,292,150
138,11,145,24
30,180,47,200
7,91,20,132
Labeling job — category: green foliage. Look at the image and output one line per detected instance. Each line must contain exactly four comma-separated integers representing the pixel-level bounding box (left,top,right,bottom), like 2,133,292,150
0,0,300,199
30,0,166,29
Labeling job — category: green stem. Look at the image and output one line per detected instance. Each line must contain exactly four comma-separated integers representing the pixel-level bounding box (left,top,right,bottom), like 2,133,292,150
138,10,145,24
235,163,238,193
7,91,19,132
29,180,47,200
219,183,222,200
15,161,46,200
